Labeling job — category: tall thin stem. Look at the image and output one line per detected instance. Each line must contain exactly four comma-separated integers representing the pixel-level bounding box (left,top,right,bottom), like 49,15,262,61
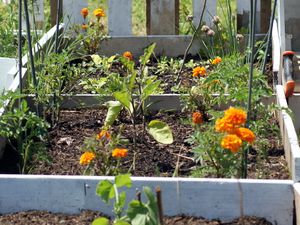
178,0,207,76
55,0,61,53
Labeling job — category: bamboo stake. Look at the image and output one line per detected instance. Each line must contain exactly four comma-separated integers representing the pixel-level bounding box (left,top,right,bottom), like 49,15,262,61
156,186,164,225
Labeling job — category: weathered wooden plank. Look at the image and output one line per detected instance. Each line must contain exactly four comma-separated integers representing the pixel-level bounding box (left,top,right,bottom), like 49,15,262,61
193,0,217,27
108,0,132,36
146,0,179,35
63,0,88,30
50,0,63,27
237,0,261,32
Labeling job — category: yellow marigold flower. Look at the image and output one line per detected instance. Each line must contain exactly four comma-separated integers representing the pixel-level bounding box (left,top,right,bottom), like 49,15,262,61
192,111,203,124
235,127,255,144
221,134,242,153
96,130,111,140
81,8,89,18
80,151,96,165
224,107,247,127
211,56,222,65
81,23,88,31
215,117,235,133
112,148,128,158
93,8,105,18
192,66,207,77
123,51,133,61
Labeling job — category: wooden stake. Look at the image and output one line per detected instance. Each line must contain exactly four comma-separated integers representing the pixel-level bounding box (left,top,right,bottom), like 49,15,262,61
156,186,164,225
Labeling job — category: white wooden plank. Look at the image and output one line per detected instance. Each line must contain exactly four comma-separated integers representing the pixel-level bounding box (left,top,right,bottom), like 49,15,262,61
0,175,294,225
193,0,217,27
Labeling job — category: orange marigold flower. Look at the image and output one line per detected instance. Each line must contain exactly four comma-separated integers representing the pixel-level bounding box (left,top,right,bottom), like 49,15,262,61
235,127,256,144
112,148,128,158
221,134,242,153
224,107,247,127
211,56,222,65
81,8,89,18
80,151,96,165
93,8,105,18
96,130,111,140
192,112,203,124
192,66,207,77
123,51,133,61
81,23,88,31
215,117,235,133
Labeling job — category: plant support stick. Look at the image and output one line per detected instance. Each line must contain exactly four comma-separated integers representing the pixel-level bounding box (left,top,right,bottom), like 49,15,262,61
23,0,40,117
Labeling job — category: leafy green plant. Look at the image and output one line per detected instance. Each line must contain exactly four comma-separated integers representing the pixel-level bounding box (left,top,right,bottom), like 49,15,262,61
79,129,130,176
0,91,49,174
93,174,162,225
103,44,173,149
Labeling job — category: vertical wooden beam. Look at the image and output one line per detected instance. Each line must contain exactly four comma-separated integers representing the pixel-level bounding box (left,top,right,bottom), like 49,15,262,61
260,0,271,33
146,0,179,35
193,0,217,27
108,0,132,36
51,0,63,27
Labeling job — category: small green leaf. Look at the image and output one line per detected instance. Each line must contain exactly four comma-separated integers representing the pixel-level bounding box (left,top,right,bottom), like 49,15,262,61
96,180,115,203
115,174,132,188
104,101,122,127
147,120,173,144
114,220,131,225
92,217,110,225
140,43,156,66
127,200,148,225
91,54,102,65
142,80,160,101
114,91,132,113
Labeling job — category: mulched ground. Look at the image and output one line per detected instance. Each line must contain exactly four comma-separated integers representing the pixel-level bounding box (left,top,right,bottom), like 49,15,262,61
27,108,289,179
0,211,272,225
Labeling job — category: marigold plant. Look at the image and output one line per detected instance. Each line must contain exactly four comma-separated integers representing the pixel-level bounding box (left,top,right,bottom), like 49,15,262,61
221,134,242,153
96,129,111,140
215,117,235,133
112,148,128,158
223,107,247,127
192,111,203,124
123,51,133,61
235,127,256,144
93,8,105,18
81,23,88,31
192,66,207,77
79,151,96,165
211,56,222,65
81,8,89,18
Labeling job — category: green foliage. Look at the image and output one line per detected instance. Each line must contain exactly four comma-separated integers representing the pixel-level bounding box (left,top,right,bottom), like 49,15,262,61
0,91,49,174
99,43,173,147
94,174,161,225
147,120,173,144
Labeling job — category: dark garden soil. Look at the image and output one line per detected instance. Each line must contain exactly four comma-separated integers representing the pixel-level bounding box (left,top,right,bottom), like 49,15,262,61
30,108,289,179
0,210,272,225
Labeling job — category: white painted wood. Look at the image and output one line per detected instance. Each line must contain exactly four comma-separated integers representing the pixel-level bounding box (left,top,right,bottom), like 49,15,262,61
272,20,281,74
63,0,88,30
294,183,300,225
0,175,294,225
276,85,300,181
0,58,17,92
193,0,217,27
278,0,286,52
108,0,132,36
148,0,178,35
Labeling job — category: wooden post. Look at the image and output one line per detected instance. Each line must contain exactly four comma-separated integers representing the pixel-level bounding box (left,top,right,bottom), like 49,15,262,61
51,0,63,27
146,0,179,35
260,0,271,33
